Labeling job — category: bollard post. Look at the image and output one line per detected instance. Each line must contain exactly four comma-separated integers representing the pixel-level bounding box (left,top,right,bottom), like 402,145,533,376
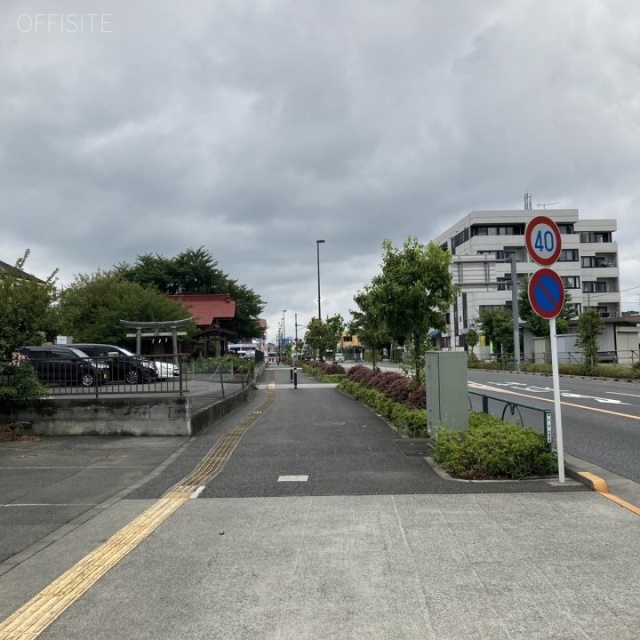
293,367,297,389
290,367,293,382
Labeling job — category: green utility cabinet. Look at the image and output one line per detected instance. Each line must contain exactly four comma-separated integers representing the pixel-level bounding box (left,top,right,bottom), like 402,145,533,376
425,351,469,437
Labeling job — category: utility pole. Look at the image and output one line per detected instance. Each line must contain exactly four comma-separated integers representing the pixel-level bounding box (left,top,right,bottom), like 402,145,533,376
511,253,521,371
316,239,325,322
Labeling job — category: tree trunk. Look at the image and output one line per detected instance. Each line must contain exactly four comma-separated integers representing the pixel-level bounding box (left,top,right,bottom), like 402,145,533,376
414,334,422,383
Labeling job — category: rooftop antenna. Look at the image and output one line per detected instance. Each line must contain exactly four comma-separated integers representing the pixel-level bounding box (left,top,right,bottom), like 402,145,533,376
537,201,559,209
524,193,532,210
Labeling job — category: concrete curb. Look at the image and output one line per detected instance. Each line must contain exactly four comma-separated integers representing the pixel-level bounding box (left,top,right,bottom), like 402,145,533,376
565,463,603,491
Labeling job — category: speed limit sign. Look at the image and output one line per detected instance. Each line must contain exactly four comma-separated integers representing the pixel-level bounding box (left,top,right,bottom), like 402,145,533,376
525,216,562,266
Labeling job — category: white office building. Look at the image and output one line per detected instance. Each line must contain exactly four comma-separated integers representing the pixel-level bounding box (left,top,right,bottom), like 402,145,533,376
432,209,620,349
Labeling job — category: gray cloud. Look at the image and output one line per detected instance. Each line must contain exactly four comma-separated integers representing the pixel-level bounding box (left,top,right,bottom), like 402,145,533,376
2,0,640,338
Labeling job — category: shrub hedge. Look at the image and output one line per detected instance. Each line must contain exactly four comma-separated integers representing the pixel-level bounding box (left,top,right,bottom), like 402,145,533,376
343,365,426,410
338,378,428,437
0,359,48,410
434,412,557,480
303,361,350,382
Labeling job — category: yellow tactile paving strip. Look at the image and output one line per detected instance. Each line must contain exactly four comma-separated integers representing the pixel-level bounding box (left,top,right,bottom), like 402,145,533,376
172,386,276,492
0,380,276,640
0,496,188,639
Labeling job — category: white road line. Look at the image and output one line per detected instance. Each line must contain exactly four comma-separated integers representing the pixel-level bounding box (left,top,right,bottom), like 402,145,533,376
190,486,206,499
2,503,98,507
607,391,640,399
277,475,309,482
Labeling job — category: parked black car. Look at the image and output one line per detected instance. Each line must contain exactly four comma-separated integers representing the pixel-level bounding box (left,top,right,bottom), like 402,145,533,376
69,344,158,384
18,346,110,387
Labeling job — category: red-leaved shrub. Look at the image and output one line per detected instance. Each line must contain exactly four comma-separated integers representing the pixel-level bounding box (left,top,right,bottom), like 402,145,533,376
306,361,346,375
347,365,426,409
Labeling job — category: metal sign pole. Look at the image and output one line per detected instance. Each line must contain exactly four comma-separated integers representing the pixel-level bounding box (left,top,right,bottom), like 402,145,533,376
525,215,565,484
549,317,565,483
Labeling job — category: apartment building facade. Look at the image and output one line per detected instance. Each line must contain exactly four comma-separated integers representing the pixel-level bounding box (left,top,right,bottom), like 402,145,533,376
432,209,620,348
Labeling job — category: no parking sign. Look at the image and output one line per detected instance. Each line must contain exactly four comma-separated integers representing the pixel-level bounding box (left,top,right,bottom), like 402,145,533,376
528,268,565,320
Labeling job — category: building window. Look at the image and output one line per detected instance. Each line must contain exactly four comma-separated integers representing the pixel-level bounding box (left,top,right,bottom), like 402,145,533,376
471,224,525,237
583,281,608,293
450,228,470,254
580,231,612,243
557,223,574,234
479,305,508,315
566,303,582,317
558,249,579,262
561,276,580,289
581,256,613,268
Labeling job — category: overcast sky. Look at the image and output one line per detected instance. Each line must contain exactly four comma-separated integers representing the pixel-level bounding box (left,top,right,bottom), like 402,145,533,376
3,0,640,342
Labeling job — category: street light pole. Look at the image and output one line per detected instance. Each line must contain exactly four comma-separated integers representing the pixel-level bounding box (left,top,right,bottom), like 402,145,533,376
277,322,281,365
282,310,287,362
316,239,325,322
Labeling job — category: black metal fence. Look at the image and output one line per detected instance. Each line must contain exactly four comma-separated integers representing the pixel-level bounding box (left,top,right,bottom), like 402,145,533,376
2,353,187,397
468,390,553,451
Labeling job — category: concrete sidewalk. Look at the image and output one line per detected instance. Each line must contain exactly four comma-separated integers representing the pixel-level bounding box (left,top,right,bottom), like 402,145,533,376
0,365,639,639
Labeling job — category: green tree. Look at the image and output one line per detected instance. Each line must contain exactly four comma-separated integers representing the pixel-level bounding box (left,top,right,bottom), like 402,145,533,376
0,251,59,359
349,286,389,369
465,327,479,356
115,247,227,294
226,281,266,340
57,271,195,347
304,314,345,361
478,307,513,358
117,247,265,340
371,237,456,382
575,308,604,371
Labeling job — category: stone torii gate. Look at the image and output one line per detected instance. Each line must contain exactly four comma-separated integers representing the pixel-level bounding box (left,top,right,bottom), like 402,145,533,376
120,318,192,366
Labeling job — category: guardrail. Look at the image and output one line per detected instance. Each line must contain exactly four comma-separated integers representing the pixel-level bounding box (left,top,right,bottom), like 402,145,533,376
476,349,640,368
468,390,553,451
188,361,253,399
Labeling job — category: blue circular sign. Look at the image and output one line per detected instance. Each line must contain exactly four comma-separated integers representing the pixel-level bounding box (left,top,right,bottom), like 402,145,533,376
528,268,565,319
